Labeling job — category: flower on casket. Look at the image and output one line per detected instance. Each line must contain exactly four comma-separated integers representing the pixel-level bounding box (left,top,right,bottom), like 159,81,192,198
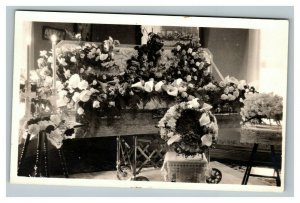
50,114,62,126
68,74,80,89
47,128,64,149
79,90,92,102
93,100,100,108
28,124,40,136
78,80,89,90
77,107,84,115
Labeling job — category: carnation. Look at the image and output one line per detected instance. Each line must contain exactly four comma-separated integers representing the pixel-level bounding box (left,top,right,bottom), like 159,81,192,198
77,107,84,115
50,114,61,126
79,90,92,102
28,124,40,135
93,100,100,108
68,74,80,89
78,80,89,90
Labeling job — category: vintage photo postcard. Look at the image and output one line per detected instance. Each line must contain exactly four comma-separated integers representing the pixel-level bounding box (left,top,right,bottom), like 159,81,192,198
10,11,289,192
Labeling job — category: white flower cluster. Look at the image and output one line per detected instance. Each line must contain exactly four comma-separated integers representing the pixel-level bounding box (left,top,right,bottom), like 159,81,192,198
219,76,247,101
240,92,283,124
26,114,70,149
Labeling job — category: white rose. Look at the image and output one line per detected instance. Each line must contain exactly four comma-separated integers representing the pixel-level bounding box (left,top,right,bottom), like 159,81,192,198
28,124,40,135
78,80,89,90
58,90,68,98
56,81,64,90
221,94,228,100
219,80,226,88
238,80,247,90
77,107,84,115
187,48,193,54
176,45,181,51
195,62,200,67
72,92,80,103
228,86,235,92
224,87,230,94
188,83,194,89
79,90,92,102
37,58,44,66
44,76,53,87
50,115,61,126
93,100,100,108
181,92,188,98
39,120,51,131
186,75,192,82
57,96,69,107
233,90,239,97
68,74,80,89
47,56,53,63
178,86,187,93
100,53,108,61
228,94,236,101
103,43,109,52
92,80,97,85
192,52,196,56
47,128,64,149
70,56,77,63
109,101,115,107
90,88,99,93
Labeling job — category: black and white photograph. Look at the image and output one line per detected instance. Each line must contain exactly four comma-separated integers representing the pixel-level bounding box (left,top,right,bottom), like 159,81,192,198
10,11,289,192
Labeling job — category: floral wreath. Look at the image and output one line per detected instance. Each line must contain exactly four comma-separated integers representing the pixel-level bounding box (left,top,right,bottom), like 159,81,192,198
158,98,218,156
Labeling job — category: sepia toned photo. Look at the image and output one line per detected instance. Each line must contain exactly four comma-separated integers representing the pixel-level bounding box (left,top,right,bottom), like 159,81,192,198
10,11,289,192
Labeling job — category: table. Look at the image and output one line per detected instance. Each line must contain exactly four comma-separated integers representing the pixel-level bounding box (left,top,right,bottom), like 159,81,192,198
240,125,282,186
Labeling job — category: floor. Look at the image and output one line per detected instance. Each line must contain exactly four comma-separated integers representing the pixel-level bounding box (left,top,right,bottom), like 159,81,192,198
61,161,277,186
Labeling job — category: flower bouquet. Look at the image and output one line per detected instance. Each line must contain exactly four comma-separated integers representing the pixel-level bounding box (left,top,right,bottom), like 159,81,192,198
23,114,75,149
240,92,283,145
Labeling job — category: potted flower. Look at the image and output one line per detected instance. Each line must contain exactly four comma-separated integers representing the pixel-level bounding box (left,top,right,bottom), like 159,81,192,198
158,98,218,182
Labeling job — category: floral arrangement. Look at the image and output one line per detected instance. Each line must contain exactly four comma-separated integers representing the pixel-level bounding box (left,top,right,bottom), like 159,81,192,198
158,98,218,156
24,114,75,149
35,37,125,117
240,92,283,125
122,34,217,108
200,76,256,113
32,33,255,118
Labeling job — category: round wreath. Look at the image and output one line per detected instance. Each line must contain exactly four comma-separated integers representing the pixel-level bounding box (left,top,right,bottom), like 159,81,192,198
158,98,218,156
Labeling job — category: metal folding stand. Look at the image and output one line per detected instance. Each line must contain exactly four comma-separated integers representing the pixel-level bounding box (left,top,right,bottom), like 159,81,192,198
116,135,149,181
242,143,281,186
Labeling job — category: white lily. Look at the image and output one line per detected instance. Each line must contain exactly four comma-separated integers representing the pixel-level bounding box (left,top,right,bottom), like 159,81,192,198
131,81,145,90
155,81,164,92
144,79,154,93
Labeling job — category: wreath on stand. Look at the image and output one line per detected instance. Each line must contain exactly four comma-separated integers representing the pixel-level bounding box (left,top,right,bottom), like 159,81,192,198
158,98,218,157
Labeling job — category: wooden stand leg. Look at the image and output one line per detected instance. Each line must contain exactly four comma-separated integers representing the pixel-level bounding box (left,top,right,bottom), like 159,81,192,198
116,136,121,173
43,132,49,177
132,136,137,180
58,147,69,178
242,143,258,185
270,145,281,186
32,132,43,177
18,133,31,176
